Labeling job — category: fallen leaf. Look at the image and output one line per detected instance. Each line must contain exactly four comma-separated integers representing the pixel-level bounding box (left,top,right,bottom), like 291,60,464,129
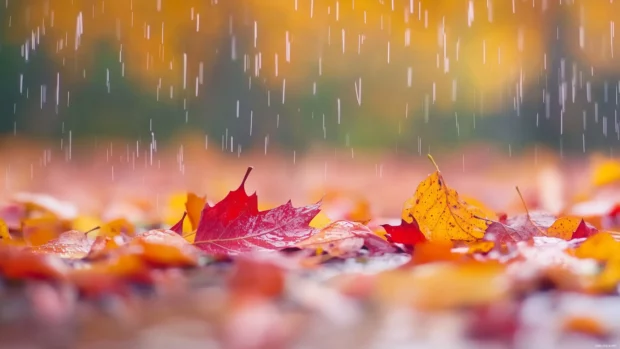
185,193,206,230
99,218,135,237
228,258,285,299
375,261,508,310
573,232,620,261
382,219,426,247
407,241,463,266
484,212,556,244
193,167,321,254
170,212,187,235
467,241,495,254
562,315,609,338
30,230,93,259
0,219,10,241
0,246,68,280
402,155,492,242
22,216,71,246
547,217,597,240
296,220,396,257
133,237,199,268
592,159,620,187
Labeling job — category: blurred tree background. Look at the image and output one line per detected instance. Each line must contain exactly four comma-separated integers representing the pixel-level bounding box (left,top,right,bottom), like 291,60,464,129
1,0,620,155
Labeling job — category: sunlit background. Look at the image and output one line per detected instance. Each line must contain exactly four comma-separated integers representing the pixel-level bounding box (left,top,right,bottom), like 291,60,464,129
2,0,619,152
1,0,620,219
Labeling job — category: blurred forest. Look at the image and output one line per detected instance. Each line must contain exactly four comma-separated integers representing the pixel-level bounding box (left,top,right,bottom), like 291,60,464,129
1,0,620,154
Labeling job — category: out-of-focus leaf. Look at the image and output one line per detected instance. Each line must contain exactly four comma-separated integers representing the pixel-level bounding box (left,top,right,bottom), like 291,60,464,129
547,217,597,240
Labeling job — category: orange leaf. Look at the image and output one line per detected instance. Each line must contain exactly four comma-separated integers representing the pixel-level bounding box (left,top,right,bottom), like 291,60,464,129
22,217,70,246
408,241,463,266
562,316,609,338
185,193,206,231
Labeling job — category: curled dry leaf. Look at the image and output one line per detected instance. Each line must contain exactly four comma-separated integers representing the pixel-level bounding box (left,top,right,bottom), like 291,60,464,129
402,155,493,242
296,220,396,257
193,167,321,254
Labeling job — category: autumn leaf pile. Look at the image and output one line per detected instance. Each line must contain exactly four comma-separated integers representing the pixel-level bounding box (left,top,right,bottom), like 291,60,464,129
1,157,620,347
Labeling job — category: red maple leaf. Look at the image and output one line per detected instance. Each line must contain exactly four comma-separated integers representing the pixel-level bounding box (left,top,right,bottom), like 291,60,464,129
571,219,597,239
193,167,321,254
170,212,187,235
381,219,426,247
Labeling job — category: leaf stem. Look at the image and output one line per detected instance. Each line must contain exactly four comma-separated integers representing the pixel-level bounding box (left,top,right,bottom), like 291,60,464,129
427,154,440,172
515,186,531,218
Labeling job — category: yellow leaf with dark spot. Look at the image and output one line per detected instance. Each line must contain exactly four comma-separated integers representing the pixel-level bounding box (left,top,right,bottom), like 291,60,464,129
547,217,583,240
402,156,492,242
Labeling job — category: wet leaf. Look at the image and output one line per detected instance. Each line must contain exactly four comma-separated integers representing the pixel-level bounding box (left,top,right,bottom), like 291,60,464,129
193,167,321,254
30,230,93,259
296,220,396,257
484,212,556,244
0,246,68,280
402,155,492,242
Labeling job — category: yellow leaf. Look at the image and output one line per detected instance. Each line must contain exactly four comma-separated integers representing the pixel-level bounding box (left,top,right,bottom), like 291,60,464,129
547,217,582,240
467,241,495,255
374,261,507,310
573,232,620,261
100,218,135,237
592,159,620,187
72,215,103,233
402,155,491,242
0,219,10,241
309,211,331,229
